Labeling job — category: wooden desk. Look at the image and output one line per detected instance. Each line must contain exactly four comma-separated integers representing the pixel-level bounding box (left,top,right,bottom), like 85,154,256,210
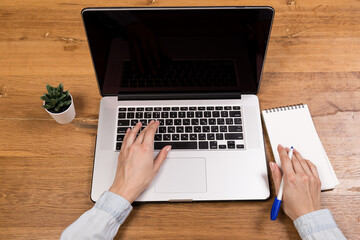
0,1,359,239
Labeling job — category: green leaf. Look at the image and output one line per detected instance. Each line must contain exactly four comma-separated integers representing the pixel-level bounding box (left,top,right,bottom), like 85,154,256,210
41,94,51,102
54,105,61,112
63,100,71,106
58,101,64,107
59,83,63,93
46,84,52,93
43,103,53,109
58,94,67,101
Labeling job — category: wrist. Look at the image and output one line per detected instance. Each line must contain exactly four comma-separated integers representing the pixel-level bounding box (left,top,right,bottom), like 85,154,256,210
109,185,137,203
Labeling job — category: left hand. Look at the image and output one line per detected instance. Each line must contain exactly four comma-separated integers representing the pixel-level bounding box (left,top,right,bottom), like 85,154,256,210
109,120,171,203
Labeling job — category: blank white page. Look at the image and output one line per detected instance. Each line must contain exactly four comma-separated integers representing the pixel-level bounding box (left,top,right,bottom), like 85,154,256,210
262,104,339,190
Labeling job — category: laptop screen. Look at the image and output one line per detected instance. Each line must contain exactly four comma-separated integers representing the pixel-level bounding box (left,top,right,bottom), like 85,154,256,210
82,7,274,96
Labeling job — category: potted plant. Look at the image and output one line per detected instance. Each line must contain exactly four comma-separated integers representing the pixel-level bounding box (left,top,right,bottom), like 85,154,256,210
40,83,76,124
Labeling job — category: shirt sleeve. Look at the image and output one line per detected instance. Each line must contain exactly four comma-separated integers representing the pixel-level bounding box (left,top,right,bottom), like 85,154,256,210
293,209,347,240
60,191,133,240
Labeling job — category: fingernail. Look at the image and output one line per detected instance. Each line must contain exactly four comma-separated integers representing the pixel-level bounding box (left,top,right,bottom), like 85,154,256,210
150,120,154,123
166,145,172,151
269,162,275,171
278,144,283,148
126,128,130,133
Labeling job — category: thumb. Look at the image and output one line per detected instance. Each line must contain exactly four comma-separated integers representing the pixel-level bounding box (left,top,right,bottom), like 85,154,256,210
269,162,282,195
153,145,171,172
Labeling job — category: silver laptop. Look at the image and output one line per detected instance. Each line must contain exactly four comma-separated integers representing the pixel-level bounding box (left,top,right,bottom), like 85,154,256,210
82,6,274,202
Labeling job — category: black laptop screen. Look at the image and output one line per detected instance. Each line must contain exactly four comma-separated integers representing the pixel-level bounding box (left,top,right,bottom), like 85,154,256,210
82,8,273,96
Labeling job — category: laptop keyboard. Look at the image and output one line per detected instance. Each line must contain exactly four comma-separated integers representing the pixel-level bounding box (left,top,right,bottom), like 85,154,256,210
116,106,244,151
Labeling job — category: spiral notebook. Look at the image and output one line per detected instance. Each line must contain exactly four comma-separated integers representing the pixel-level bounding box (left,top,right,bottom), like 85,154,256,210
262,104,339,190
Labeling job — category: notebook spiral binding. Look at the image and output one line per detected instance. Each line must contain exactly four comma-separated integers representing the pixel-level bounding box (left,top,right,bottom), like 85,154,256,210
264,103,304,113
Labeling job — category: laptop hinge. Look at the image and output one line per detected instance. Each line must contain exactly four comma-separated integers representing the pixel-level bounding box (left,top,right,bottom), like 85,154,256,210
117,92,241,101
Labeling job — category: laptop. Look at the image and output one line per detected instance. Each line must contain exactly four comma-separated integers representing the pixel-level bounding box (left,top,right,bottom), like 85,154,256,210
82,6,274,202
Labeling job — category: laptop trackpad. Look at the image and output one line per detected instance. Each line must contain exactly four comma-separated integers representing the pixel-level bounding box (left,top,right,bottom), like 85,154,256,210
155,157,207,193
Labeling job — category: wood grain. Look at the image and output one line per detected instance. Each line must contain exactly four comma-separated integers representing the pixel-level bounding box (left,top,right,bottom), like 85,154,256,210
0,0,359,239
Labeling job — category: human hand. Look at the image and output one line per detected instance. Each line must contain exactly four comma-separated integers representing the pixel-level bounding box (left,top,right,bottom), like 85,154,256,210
109,120,171,203
269,145,321,220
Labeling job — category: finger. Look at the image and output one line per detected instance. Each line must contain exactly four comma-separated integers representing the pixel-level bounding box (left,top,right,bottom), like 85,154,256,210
143,120,159,144
293,150,313,177
120,128,131,151
125,122,142,148
277,144,294,174
269,162,282,195
153,145,171,172
291,156,305,175
135,120,155,143
306,159,321,181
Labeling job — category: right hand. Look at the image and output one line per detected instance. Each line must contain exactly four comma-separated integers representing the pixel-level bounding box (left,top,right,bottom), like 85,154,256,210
269,145,322,220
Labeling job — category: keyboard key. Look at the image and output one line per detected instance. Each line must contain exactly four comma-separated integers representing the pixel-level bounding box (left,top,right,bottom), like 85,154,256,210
178,112,186,118
161,112,169,118
209,119,216,125
198,133,206,140
190,134,197,140
219,144,226,149
117,127,128,133
139,119,147,126
145,107,153,111
185,126,193,133
136,107,144,111
163,134,171,140
170,112,177,118
155,134,162,141
154,107,162,111
211,126,219,132
172,134,180,140
155,141,197,150
199,141,209,149
230,111,241,117
176,126,184,133
181,134,188,140
127,112,135,118
166,119,173,125
221,111,228,117
236,144,245,149
158,119,165,125
206,107,214,110
118,120,130,126
224,106,232,110
234,118,242,124
180,107,188,111
215,106,223,110
189,107,197,110
194,126,201,132
119,108,126,111
174,119,182,125
195,111,203,118
159,127,166,133
216,133,224,140
227,140,235,149
136,112,143,118
202,126,210,132
198,107,205,110
233,106,241,110
210,141,218,149
187,112,194,118
220,126,227,132
204,111,211,117
131,120,138,126
153,112,160,118
191,119,199,125
207,133,215,140
217,118,225,125
225,133,243,140
200,119,207,125
144,112,152,118
171,107,179,111
228,126,242,132
226,118,233,124
163,107,170,111
168,127,175,133
128,108,135,111
117,135,125,141
118,112,126,118
183,119,190,125
116,142,122,150
212,111,220,117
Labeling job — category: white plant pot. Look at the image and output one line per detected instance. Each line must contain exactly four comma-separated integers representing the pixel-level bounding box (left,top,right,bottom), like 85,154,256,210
44,94,76,124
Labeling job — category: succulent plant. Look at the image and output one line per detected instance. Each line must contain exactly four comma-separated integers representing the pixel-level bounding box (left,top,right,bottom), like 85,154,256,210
40,83,71,113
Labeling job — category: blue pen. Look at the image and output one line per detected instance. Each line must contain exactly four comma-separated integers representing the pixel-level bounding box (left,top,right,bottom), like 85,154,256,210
271,146,294,221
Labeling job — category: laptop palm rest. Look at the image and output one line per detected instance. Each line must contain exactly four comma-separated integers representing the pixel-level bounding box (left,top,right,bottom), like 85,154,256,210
154,158,207,193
